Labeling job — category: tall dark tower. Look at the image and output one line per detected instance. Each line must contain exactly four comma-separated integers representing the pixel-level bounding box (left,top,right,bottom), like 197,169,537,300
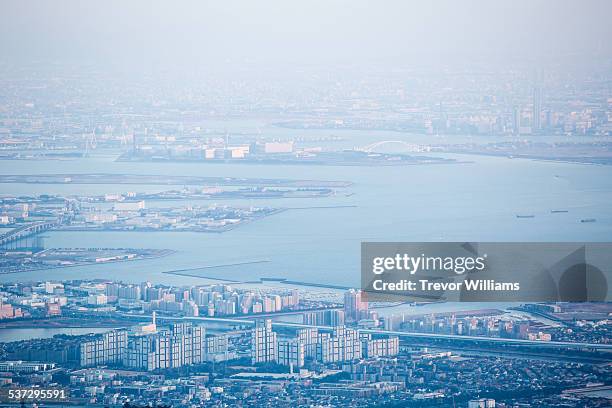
532,69,543,134
532,86,542,134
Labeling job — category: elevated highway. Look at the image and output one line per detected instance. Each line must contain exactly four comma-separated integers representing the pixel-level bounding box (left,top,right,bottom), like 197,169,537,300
145,314,612,352
0,221,56,247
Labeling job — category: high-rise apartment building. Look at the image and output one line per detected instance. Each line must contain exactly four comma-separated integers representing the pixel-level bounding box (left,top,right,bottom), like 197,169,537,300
251,319,277,364
80,329,128,367
122,323,205,371
344,289,368,322
277,339,305,369
297,327,319,358
303,309,345,326
316,326,362,363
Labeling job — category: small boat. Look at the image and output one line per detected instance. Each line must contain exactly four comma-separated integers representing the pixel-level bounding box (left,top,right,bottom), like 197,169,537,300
551,210,569,213
516,215,535,218
580,218,596,223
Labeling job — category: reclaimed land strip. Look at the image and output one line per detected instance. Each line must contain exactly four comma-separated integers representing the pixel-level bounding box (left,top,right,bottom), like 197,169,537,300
444,149,612,165
285,205,357,210
162,261,272,282
163,265,353,290
0,173,351,188
55,208,287,234
163,265,352,290
116,156,461,166
0,249,175,275
278,279,351,290
0,315,149,329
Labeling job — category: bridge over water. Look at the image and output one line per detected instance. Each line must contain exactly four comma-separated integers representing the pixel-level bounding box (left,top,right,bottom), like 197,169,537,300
357,140,432,153
0,221,56,248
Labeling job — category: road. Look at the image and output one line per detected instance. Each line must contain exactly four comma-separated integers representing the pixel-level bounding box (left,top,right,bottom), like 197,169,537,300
135,313,612,351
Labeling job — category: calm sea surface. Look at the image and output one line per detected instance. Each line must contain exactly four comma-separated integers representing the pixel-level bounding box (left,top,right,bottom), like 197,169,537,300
1,128,611,287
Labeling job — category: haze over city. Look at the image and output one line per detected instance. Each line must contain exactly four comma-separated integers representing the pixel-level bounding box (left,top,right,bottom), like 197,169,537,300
2,1,611,67
0,1,611,407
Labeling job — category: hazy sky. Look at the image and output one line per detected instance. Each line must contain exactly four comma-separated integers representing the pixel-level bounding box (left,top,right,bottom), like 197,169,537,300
1,0,611,69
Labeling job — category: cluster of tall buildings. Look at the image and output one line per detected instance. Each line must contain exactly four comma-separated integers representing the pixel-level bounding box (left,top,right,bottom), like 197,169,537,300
79,317,398,374
252,319,398,370
344,289,369,322
303,309,345,326
2,280,301,320
80,329,127,368
303,289,371,327
123,322,207,371
103,282,299,317
79,319,230,371
383,311,553,341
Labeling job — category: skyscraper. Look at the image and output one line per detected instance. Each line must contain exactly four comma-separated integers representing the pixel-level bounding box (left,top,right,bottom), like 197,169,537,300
297,327,319,358
344,289,368,322
251,319,277,364
532,85,542,133
80,329,128,367
277,339,305,369
122,322,205,371
303,309,345,326
316,326,362,363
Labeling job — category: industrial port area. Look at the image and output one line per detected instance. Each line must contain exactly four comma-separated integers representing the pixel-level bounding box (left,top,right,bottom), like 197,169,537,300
0,174,351,274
